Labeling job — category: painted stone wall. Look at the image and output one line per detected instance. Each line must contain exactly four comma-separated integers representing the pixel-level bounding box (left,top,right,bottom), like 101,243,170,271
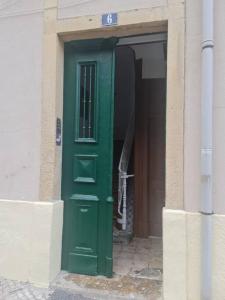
57,0,166,19
184,0,225,214
0,0,44,201
164,209,225,300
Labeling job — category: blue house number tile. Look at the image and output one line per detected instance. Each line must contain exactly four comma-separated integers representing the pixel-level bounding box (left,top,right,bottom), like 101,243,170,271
102,13,118,26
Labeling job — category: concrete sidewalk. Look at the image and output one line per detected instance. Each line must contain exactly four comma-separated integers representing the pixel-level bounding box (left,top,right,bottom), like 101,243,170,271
0,276,93,300
0,271,162,300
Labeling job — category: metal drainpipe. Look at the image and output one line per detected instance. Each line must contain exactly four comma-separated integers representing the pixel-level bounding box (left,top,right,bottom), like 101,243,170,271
201,0,214,299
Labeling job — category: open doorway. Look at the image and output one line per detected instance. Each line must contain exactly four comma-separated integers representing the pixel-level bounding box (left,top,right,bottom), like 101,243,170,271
112,34,167,279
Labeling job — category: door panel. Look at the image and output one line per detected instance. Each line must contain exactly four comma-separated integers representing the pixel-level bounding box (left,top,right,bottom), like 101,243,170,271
62,39,115,277
135,78,166,237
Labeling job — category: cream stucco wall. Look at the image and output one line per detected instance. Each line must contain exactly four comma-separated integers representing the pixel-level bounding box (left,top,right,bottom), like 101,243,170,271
0,0,44,201
163,209,225,300
185,0,225,214
0,2,64,287
57,0,167,19
0,199,63,287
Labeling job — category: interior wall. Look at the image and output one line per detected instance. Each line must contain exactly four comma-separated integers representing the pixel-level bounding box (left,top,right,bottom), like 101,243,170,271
135,78,166,237
114,47,135,140
132,43,166,79
114,42,166,238
134,42,166,237
147,79,166,236
114,42,166,140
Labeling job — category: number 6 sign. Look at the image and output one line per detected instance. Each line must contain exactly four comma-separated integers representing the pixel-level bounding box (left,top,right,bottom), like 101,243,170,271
102,13,118,27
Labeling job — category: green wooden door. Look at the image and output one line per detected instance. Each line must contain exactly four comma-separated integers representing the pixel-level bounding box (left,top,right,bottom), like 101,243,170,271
61,39,116,277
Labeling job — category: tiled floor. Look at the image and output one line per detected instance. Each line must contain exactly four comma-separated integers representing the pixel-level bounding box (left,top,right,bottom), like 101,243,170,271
51,236,163,299
113,236,163,280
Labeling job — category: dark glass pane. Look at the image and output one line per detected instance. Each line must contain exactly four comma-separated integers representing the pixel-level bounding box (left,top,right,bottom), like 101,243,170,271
79,63,96,139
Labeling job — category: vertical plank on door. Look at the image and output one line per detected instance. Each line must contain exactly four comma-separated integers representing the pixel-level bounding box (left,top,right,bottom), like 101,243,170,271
134,76,166,238
134,59,149,237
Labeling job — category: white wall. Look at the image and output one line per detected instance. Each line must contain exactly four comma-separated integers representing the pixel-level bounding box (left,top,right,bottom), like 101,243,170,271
114,43,165,140
132,43,166,79
0,0,43,16
57,0,166,19
0,1,44,201
185,0,225,213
